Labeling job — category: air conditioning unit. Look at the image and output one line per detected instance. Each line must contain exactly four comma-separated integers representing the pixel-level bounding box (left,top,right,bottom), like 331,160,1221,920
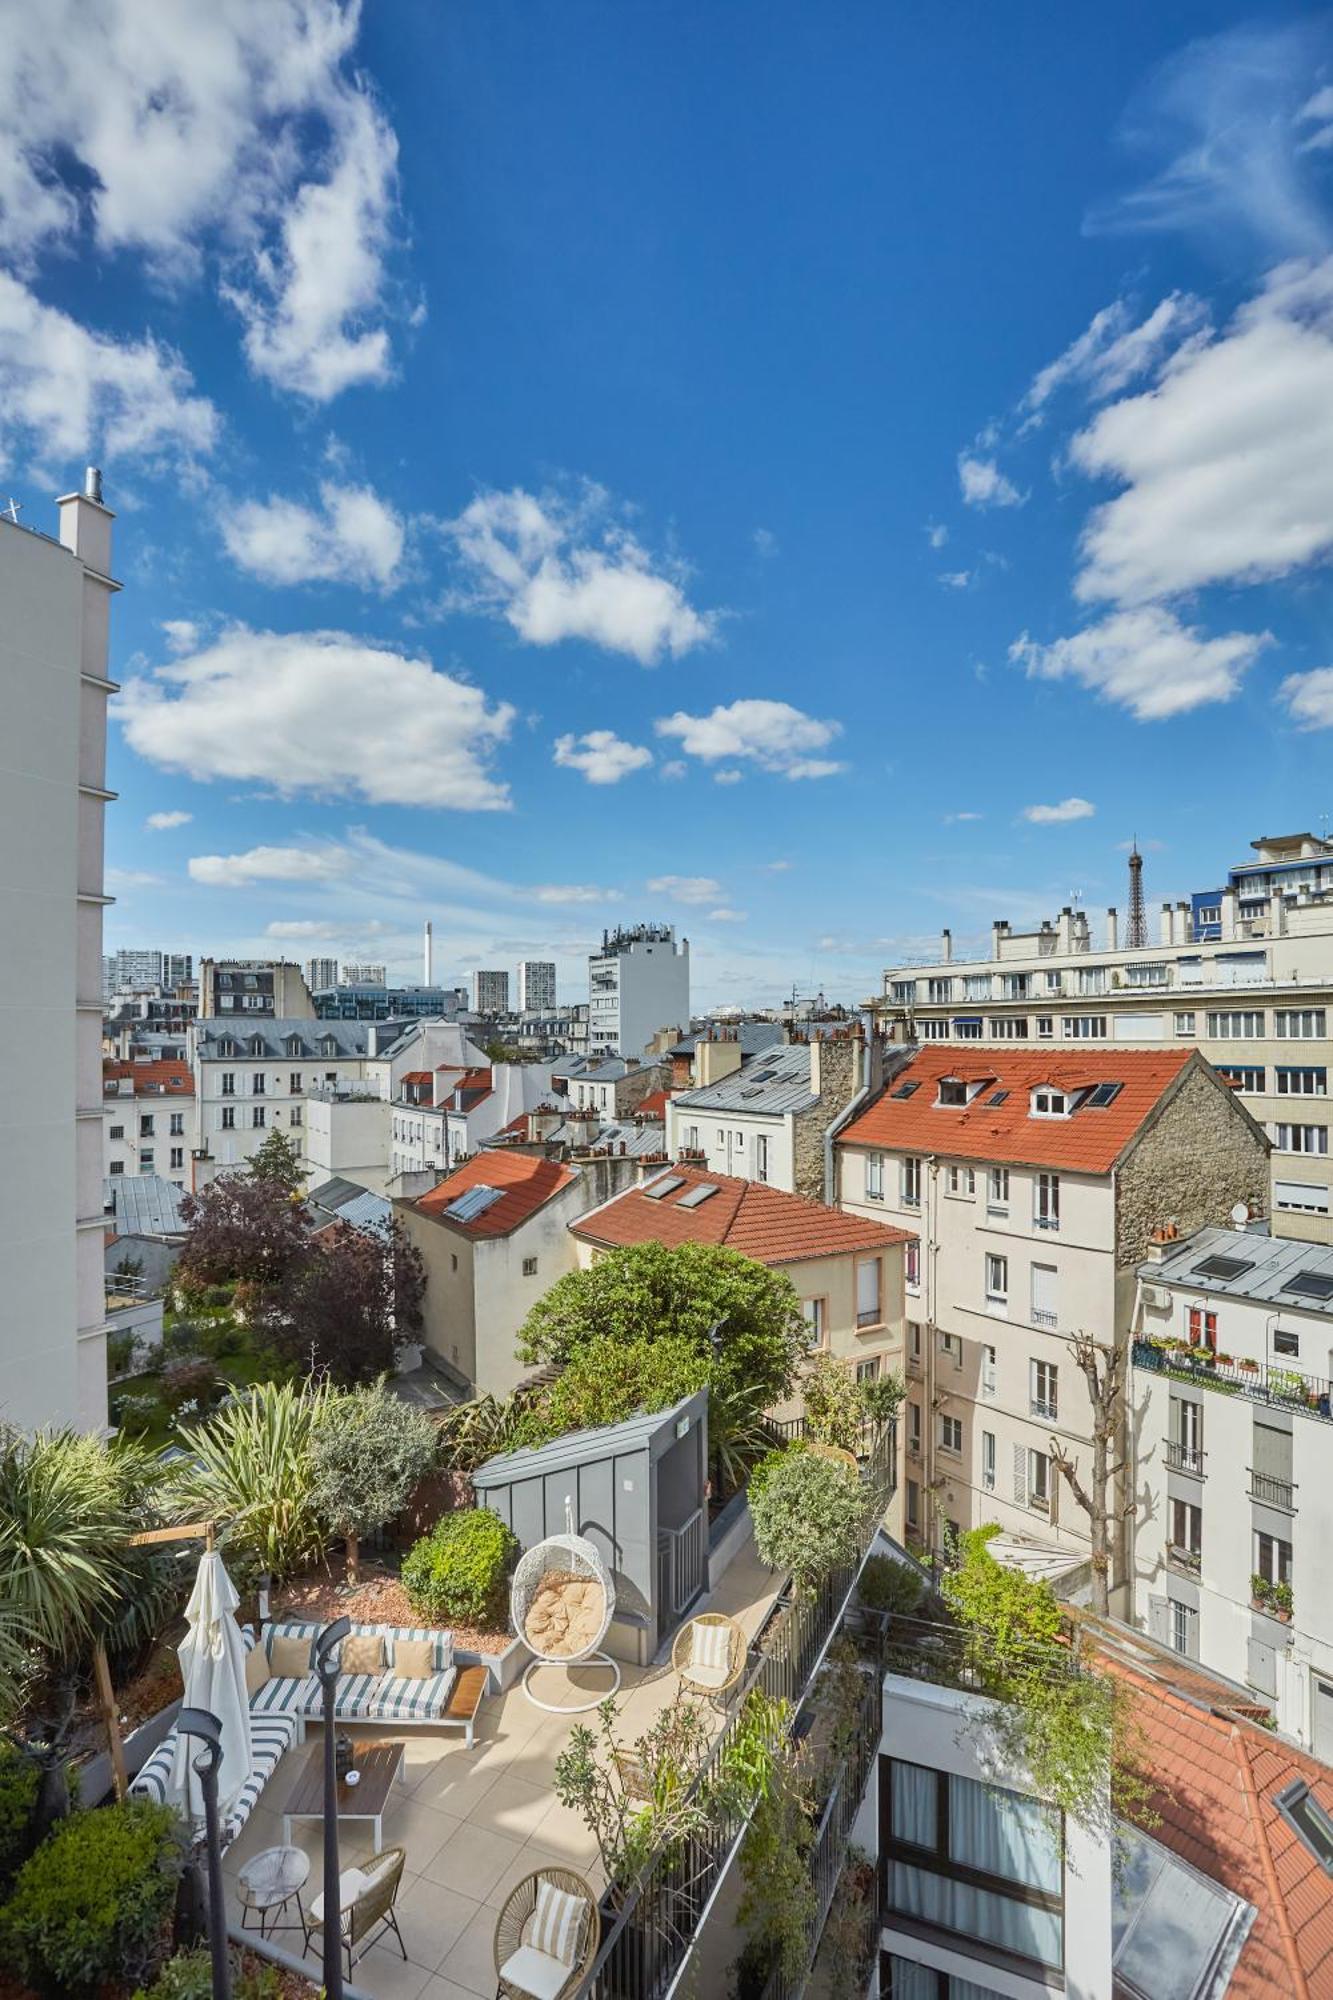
1141,1283,1170,1311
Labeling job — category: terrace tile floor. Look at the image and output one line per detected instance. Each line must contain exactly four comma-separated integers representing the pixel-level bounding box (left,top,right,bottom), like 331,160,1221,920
222,1532,780,1998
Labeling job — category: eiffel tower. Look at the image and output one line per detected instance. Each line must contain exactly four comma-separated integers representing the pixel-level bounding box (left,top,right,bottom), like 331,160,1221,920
1125,840,1147,951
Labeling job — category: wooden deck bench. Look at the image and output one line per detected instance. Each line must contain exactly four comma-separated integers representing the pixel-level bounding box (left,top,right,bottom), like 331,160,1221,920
443,1665,488,1748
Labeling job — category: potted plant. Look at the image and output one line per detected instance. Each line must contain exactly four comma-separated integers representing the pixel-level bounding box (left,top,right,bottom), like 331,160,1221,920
1273,1581,1295,1624
1239,1357,1260,1374
1215,1352,1233,1367
1250,1572,1272,1613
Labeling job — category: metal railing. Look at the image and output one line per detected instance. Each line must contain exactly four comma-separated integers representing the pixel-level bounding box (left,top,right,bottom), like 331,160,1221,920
1248,1470,1298,1511
1165,1440,1206,1476
1134,1340,1333,1423
658,1509,708,1624
1030,1396,1058,1421
577,1423,895,2000
1168,1544,1202,1575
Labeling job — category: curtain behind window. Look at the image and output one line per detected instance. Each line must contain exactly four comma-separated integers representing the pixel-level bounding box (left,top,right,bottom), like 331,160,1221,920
947,1774,1062,1893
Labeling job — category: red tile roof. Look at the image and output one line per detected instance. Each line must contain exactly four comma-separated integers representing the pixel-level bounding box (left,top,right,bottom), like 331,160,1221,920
412,1150,576,1237
401,1070,433,1086
1098,1646,1333,1998
103,1059,194,1097
573,1164,914,1265
837,1045,1202,1175
636,1088,671,1121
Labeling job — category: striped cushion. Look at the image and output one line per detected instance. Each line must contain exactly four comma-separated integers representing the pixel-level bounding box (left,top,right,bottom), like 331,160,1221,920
130,1713,296,1851
250,1672,321,1717
690,1622,731,1673
530,1879,587,1969
365,1668,456,1723
330,1671,380,1719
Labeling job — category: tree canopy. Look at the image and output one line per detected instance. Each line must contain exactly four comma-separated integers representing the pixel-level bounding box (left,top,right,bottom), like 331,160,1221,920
516,1241,805,1413
247,1126,305,1196
176,1172,310,1293
262,1218,426,1386
310,1381,438,1579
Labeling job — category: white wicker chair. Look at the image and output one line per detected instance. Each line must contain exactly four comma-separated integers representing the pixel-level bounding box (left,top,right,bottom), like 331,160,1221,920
511,1500,620,1713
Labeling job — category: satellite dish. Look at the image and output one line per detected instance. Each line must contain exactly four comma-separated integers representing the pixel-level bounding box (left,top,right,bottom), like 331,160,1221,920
1230,1202,1249,1226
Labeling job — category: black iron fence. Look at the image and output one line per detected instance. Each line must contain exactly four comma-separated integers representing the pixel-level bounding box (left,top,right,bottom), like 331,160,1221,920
577,1421,896,2000
1133,1339,1333,1421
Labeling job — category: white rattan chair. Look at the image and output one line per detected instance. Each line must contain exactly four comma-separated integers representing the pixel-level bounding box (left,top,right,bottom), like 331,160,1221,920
511,1499,620,1713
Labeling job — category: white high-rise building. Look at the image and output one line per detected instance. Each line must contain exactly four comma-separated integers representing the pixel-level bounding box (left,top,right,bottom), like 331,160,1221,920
517,959,557,1012
342,961,386,986
1,471,117,1432
472,968,510,1013
306,957,339,991
588,924,690,1056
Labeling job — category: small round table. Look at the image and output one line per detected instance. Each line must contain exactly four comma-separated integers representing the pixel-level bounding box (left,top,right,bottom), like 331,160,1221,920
238,1843,309,1941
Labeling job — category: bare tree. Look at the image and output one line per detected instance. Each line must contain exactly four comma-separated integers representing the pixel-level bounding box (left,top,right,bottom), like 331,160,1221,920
1048,1330,1134,1618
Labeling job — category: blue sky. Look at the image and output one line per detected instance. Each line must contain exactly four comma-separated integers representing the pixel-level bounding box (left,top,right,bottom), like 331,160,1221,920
5,4,1333,1008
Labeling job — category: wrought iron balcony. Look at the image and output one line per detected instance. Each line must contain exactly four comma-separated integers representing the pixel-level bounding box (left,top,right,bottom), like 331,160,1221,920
1165,1439,1206,1476
1248,1470,1298,1511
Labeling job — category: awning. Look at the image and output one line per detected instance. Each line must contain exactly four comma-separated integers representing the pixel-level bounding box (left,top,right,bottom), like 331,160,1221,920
952,1016,983,1026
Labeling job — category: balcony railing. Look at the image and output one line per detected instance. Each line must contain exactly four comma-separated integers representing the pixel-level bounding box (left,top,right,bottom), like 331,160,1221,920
1168,1544,1202,1575
578,1423,896,2000
1165,1440,1206,1476
1133,1340,1333,1424
1031,1309,1058,1330
1248,1470,1298,1511
1030,1396,1058,1421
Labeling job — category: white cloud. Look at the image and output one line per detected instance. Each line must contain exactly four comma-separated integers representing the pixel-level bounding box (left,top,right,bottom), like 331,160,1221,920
552,730,653,785
119,627,514,809
160,620,199,656
222,480,405,589
926,522,948,549
265,919,343,939
1011,607,1270,721
105,865,164,890
647,876,723,905
1071,260,1333,606
957,454,1024,508
943,810,983,824
752,527,778,558
1278,669,1333,729
763,859,793,872
0,1,403,402
714,769,743,785
530,883,620,905
938,570,972,590
659,760,687,782
145,809,192,830
0,272,218,473
189,844,353,888
1021,292,1208,417
1086,22,1333,260
1021,798,1096,825
1300,86,1333,153
654,698,844,779
708,907,747,923
445,486,715,664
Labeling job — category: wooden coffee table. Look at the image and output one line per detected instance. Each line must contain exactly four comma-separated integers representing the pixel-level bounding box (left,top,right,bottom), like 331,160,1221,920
282,1740,404,1855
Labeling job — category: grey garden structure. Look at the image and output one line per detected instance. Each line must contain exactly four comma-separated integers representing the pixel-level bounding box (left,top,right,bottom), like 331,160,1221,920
472,1388,709,1665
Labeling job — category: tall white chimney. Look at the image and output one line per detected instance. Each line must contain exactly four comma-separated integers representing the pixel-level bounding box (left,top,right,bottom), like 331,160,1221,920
423,919,433,987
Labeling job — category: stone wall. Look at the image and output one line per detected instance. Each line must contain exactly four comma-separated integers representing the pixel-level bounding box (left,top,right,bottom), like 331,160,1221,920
792,1035,864,1204
1116,1062,1269,1268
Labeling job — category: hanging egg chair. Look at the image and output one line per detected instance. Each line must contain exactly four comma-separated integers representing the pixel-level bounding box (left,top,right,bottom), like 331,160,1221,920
511,1499,621,1713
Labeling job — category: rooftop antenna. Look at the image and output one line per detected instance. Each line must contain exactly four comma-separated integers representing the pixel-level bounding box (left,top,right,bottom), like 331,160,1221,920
1125,839,1147,950
2,499,20,524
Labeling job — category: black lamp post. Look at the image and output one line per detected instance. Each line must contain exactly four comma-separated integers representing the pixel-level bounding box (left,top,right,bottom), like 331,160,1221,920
314,1617,351,2000
177,1707,231,2000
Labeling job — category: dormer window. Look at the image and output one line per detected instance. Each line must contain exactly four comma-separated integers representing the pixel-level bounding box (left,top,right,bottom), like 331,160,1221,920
321,1037,338,1057
938,1078,968,1107
1031,1087,1069,1118
286,1036,305,1057
218,1037,238,1058
249,1035,265,1056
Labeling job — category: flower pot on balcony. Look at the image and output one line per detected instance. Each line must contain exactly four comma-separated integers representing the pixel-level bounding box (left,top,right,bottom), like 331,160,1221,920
1239,1360,1259,1374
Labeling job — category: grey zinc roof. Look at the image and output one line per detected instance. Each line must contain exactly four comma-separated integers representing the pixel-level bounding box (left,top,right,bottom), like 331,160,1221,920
667,1023,784,1059
196,1018,381,1058
104,1174,187,1237
579,1057,650,1082
306,1176,392,1234
672,1042,816,1115
1140,1225,1333,1316
472,1386,707,1483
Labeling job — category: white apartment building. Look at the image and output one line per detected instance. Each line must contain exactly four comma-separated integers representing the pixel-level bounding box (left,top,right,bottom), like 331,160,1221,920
517,959,557,1012
589,922,689,1056
1,473,116,1433
305,956,339,991
191,1018,395,1184
471,967,509,1014
388,1060,556,1182
879,833,1333,1246
1131,1224,1333,1755
835,1047,1268,1572
342,961,386,985
103,948,192,993
104,1058,196,1186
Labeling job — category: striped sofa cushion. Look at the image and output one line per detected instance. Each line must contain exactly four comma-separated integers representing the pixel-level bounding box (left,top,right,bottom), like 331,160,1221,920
364,1668,457,1724
329,1671,381,1719
130,1712,297,1852
249,1672,321,1718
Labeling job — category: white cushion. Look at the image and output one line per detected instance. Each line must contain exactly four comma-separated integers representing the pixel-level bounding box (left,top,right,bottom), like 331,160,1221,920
530,1878,586,1968
499,1944,573,2000
310,1866,368,1930
685,1659,731,1689
689,1622,731,1672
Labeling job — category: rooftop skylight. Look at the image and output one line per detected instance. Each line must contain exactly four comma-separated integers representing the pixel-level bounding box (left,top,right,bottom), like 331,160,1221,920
643,1174,687,1200
1192,1255,1255,1282
1284,1271,1333,1302
444,1184,503,1223
677,1183,720,1208
1274,1779,1333,1874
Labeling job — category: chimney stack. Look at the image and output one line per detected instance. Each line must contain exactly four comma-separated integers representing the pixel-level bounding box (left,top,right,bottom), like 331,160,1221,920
423,919,433,987
1106,907,1118,952
941,928,952,964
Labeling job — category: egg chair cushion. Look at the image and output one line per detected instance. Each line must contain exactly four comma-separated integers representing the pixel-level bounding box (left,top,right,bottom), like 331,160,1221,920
523,1570,607,1660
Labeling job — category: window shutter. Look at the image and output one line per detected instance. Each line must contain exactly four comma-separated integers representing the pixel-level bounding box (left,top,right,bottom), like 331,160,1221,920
1247,1638,1277,1697
1012,1444,1028,1505
1147,1595,1170,1645
1031,1264,1058,1320
1253,1423,1293,1484
857,1259,880,1318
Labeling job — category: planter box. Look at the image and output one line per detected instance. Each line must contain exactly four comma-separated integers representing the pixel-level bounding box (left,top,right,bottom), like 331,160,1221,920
80,1695,183,1807
455,1633,526,1693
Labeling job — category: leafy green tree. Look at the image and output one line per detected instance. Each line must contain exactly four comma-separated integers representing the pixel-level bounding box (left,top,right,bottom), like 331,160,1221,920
517,1243,806,1467
747,1447,864,1593
309,1381,439,1583
516,1334,709,1447
168,1381,329,1584
247,1126,306,1196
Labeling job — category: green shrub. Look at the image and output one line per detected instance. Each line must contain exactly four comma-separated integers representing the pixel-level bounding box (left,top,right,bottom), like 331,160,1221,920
402,1506,518,1627
0,1797,182,1996
110,1391,161,1432
857,1554,923,1617
133,1947,281,2000
204,1284,234,1310
160,1358,219,1414
107,1330,137,1377
516,1334,708,1447
162,1319,203,1359
192,1316,243,1362
0,1741,40,1894
748,1449,863,1593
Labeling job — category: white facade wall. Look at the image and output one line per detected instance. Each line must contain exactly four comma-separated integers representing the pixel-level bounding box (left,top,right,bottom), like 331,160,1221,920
517,960,556,1012
840,1141,1119,1556
194,1050,375,1182
1,485,115,1432
666,1101,795,1188
305,1096,393,1192
103,1089,196,1186
589,930,689,1056
1132,1279,1333,1753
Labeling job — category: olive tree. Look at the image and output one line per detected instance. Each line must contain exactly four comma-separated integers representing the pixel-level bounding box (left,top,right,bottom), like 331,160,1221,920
309,1381,439,1583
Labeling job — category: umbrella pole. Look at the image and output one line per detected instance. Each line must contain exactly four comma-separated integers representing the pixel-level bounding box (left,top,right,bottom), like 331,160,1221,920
92,1643,127,1802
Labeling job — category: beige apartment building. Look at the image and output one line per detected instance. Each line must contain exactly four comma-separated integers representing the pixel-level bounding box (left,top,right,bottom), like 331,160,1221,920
835,1046,1267,1582
876,834,1333,1244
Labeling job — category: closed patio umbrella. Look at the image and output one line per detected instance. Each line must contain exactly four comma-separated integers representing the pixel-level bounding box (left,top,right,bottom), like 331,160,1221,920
168,1549,253,1826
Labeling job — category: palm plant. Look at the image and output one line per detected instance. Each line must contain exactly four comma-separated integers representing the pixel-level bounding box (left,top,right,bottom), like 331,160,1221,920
168,1379,330,1584
434,1390,533,1470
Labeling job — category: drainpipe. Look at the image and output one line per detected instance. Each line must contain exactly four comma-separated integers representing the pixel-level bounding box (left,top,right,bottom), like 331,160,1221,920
924,1155,941,1554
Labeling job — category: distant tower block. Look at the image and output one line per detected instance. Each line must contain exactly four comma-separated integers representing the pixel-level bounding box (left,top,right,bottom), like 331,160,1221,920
1125,842,1147,951
423,919,433,986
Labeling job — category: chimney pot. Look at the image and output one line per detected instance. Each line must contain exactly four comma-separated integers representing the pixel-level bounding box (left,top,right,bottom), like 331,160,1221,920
83,466,103,504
